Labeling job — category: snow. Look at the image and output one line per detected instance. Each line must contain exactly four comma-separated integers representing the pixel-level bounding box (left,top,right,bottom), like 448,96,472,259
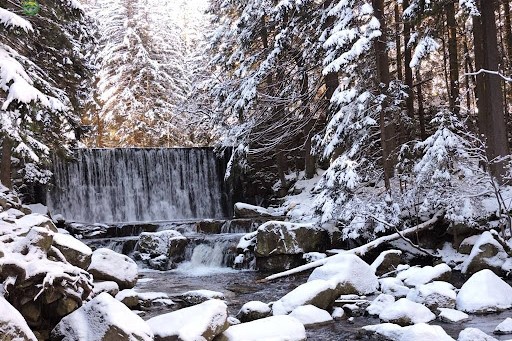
379,277,411,298
239,301,271,315
272,279,336,315
92,281,119,296
0,295,37,341
379,298,436,324
303,252,326,263
396,263,451,287
116,289,169,302
26,203,48,215
289,305,333,326
406,281,456,306
235,202,273,216
495,318,512,335
53,233,92,255
308,254,379,295
366,294,395,316
0,7,33,31
182,289,225,301
363,323,455,341
437,308,469,323
237,231,257,251
332,307,345,320
88,248,138,288
147,299,228,341
456,269,512,313
14,213,53,230
52,292,153,341
461,231,507,274
217,315,306,341
458,328,498,341
370,249,402,273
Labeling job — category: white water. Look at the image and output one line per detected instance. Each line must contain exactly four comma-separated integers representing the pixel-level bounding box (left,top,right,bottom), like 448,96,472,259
47,148,230,223
176,240,238,276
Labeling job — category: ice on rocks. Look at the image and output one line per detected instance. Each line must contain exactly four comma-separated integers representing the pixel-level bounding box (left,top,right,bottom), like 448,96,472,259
272,279,337,315
437,308,469,323
396,263,451,287
289,304,333,327
456,269,512,313
87,248,138,289
379,277,411,298
363,322,455,341
366,294,395,316
216,315,306,341
51,292,154,341
308,254,379,295
147,299,229,341
495,317,512,335
458,327,498,341
0,295,37,341
379,298,436,325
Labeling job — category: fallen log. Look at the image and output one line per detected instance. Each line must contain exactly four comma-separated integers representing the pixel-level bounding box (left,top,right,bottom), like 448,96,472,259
261,209,445,282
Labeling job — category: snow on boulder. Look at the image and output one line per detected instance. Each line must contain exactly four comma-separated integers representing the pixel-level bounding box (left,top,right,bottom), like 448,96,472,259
437,308,469,323
494,317,512,335
15,213,58,232
406,281,456,310
366,294,395,316
379,298,436,326
370,249,403,276
363,323,455,341
0,295,37,341
236,301,271,322
215,315,306,341
87,248,138,289
52,232,92,269
50,292,153,341
458,328,498,341
461,231,507,275
456,269,512,313
92,281,119,297
179,289,225,306
396,263,451,287
234,203,273,218
289,305,333,327
379,277,411,298
272,279,338,315
137,230,187,270
307,254,379,295
147,299,228,341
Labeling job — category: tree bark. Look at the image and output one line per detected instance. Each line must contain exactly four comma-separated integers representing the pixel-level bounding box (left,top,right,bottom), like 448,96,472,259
1,137,12,189
473,0,510,182
416,69,426,140
446,1,459,115
394,3,403,81
403,0,416,133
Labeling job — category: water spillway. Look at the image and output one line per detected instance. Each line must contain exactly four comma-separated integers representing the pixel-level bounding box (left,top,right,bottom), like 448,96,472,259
47,148,231,223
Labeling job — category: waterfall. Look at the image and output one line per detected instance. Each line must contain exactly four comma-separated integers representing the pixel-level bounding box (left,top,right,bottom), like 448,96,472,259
47,148,231,223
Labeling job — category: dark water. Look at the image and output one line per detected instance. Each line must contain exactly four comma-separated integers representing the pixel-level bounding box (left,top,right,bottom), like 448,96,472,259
134,269,512,340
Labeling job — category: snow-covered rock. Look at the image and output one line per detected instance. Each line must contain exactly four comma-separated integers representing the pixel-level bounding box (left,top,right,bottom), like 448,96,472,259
406,281,456,310
236,301,271,322
366,294,395,316
179,289,225,306
332,307,345,320
15,213,58,232
52,232,92,269
308,254,379,295
458,328,498,341
92,281,119,297
272,279,338,315
289,305,333,327
371,249,403,276
147,299,229,341
458,234,480,254
437,308,469,323
50,292,153,341
0,295,37,341
137,230,187,270
396,263,451,287
461,231,507,275
215,315,306,341
379,277,411,298
456,269,512,313
379,298,436,326
116,289,170,310
87,248,138,289
363,323,455,341
494,317,512,335
234,203,273,218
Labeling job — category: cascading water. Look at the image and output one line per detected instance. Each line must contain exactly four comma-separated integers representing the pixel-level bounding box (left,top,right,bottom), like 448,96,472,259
47,148,231,223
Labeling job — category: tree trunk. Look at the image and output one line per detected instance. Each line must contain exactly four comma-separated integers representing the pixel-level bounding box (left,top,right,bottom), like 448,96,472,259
394,3,403,81
473,0,510,182
446,1,459,115
1,137,12,189
416,69,426,140
373,0,394,190
403,0,416,131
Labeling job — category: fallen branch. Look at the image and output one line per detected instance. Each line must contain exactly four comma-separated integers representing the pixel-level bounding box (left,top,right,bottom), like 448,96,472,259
261,209,445,282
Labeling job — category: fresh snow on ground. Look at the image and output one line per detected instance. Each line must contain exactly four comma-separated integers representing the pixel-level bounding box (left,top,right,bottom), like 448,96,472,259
217,315,306,341
289,305,333,326
456,269,512,313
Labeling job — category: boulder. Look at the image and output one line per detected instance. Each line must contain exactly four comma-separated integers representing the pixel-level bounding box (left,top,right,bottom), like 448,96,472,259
272,279,338,315
461,231,507,275
50,292,153,341
458,235,480,254
87,248,138,289
366,294,395,316
289,305,333,327
0,295,38,341
236,301,271,322
116,289,170,310
92,281,119,297
52,233,92,269
494,317,512,335
215,315,306,341
437,308,469,323
234,203,272,218
15,214,58,233
137,230,187,270
458,328,498,341
370,250,403,276
379,277,411,298
379,298,436,326
363,323,455,341
147,299,229,341
308,254,379,295
456,269,512,313
396,263,451,287
178,289,225,307
406,281,456,311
